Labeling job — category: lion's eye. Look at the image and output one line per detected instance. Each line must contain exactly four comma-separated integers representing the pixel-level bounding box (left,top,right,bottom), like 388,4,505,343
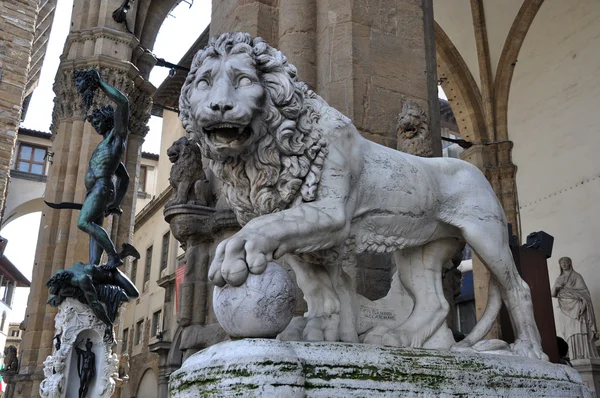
198,79,209,89
238,77,252,87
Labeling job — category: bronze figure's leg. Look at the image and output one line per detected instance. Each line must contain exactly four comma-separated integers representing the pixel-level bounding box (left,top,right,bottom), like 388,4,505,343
77,178,121,267
88,215,104,265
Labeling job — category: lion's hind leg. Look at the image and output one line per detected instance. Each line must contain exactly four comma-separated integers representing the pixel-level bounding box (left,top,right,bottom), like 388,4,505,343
459,217,547,360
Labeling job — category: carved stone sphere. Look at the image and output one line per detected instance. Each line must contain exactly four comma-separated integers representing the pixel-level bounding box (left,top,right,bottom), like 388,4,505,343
213,262,296,338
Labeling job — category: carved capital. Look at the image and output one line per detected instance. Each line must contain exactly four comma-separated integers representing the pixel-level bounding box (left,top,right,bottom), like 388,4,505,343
51,58,155,136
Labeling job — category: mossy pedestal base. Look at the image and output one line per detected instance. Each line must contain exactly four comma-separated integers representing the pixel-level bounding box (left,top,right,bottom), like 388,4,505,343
169,339,592,397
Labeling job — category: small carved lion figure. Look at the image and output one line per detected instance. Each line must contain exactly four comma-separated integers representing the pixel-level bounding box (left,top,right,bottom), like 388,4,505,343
3,345,18,372
396,101,433,157
166,137,212,207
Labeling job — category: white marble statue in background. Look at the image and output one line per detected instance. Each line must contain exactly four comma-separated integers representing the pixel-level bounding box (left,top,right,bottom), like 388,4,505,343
179,31,547,360
552,256,599,359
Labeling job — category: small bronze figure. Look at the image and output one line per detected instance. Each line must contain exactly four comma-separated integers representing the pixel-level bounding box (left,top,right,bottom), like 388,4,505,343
75,339,96,398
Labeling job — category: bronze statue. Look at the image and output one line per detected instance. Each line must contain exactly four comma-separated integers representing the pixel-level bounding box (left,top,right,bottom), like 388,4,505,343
47,68,138,268
79,68,133,268
47,261,139,342
75,338,96,398
46,68,140,343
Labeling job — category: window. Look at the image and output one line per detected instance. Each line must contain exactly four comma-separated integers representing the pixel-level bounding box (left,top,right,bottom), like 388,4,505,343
10,330,18,337
152,310,162,337
16,144,46,174
135,319,144,345
122,328,128,352
139,165,147,192
160,232,170,271
130,259,138,285
143,246,153,290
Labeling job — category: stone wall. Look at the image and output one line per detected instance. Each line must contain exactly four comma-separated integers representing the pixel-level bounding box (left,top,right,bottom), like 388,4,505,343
0,0,39,222
508,0,600,339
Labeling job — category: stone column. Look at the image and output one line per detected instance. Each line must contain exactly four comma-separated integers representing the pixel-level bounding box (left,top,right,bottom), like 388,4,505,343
211,0,279,45
278,0,317,89
315,0,441,153
460,141,518,339
12,2,155,396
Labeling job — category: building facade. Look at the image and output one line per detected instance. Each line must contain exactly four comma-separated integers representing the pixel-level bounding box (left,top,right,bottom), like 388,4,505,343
5,0,600,396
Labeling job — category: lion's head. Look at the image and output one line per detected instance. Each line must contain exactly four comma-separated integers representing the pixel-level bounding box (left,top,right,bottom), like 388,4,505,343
167,137,202,165
180,32,326,225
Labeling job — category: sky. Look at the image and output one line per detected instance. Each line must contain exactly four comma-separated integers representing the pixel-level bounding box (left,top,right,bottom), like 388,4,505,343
2,0,210,323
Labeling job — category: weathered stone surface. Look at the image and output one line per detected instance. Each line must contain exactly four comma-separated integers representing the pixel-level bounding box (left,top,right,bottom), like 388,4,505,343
179,32,546,361
213,262,296,338
170,339,593,397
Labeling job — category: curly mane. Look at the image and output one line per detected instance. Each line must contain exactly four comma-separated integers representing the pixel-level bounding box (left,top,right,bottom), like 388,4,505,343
180,32,327,225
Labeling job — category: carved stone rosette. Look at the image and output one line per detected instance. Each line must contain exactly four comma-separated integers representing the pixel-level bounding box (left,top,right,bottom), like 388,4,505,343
39,298,119,398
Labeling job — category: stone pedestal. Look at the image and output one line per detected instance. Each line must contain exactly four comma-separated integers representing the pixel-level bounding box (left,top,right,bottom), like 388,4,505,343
169,339,592,397
572,358,600,396
39,298,119,398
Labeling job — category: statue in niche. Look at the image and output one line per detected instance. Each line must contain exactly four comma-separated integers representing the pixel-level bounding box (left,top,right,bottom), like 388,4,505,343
396,101,434,157
179,32,546,360
117,353,130,382
3,345,18,372
166,136,212,207
45,68,140,343
552,256,599,359
75,338,96,398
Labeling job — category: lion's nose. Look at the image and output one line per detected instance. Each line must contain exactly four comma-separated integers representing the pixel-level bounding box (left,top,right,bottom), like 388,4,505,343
209,101,234,114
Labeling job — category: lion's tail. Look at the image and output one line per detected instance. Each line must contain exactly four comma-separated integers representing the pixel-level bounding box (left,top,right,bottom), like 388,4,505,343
452,277,502,348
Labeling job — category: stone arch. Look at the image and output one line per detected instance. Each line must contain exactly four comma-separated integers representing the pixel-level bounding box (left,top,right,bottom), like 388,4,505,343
136,367,158,398
494,0,546,141
1,198,44,229
434,22,487,143
135,0,182,51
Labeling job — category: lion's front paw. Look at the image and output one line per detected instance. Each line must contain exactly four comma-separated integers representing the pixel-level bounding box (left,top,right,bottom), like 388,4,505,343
208,233,273,287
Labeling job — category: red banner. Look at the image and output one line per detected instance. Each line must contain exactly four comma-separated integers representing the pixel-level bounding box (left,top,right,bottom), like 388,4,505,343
175,265,185,311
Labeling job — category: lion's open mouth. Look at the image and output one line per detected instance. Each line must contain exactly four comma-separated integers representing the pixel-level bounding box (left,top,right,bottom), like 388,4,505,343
203,123,252,145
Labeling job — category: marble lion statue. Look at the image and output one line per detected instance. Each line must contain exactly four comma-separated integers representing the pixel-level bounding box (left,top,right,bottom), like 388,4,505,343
179,32,546,360
166,136,211,207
